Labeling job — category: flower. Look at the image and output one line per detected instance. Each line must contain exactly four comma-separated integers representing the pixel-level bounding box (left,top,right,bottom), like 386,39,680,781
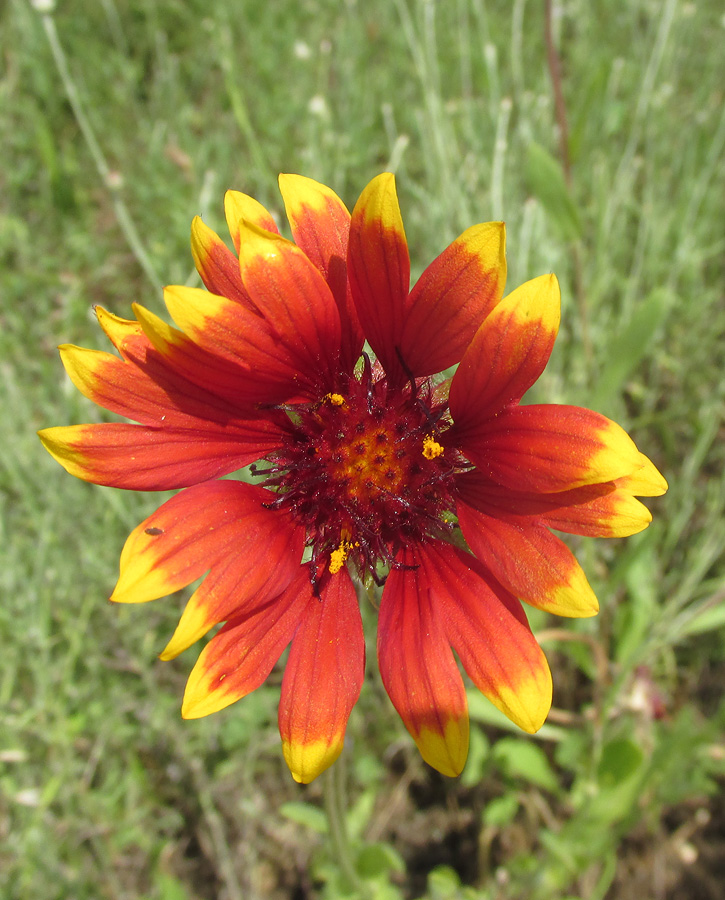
39,174,667,783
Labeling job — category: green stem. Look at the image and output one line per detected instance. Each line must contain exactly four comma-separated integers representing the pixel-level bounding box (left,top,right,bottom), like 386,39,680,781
323,762,369,897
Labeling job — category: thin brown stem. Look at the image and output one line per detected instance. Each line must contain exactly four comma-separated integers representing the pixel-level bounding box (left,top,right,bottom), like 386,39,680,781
544,0,571,187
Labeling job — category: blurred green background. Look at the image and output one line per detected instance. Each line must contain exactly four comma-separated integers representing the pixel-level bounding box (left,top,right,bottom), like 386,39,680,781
2,0,724,898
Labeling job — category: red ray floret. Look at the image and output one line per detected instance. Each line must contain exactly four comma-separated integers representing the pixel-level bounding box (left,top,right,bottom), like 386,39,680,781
132,300,311,409
181,568,314,719
109,478,304,608
378,545,470,777
224,188,280,251
190,214,251,305
279,174,364,373
37,422,282,491
347,173,411,385
456,502,599,617
399,222,507,376
456,404,646,493
235,222,343,386
456,470,655,538
279,570,365,783
420,542,552,733
449,273,561,424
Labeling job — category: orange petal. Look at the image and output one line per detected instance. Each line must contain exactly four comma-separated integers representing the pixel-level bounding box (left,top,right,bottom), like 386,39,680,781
279,571,365,783
38,422,278,490
224,189,279,253
459,404,645,493
160,509,304,659
190,216,249,305
378,546,469,777
181,569,312,719
450,274,560,424
236,221,342,387
458,503,599,617
348,173,410,385
419,542,553,733
400,222,507,375
160,285,325,403
457,471,653,538
131,302,300,410
58,342,257,428
279,173,363,372
109,480,293,605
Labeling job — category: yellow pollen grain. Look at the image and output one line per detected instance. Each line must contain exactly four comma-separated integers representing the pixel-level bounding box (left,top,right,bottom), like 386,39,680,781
422,435,444,460
328,539,359,574
324,392,346,406
329,542,349,574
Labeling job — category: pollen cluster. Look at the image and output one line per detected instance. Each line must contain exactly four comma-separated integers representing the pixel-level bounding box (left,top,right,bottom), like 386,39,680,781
259,362,456,582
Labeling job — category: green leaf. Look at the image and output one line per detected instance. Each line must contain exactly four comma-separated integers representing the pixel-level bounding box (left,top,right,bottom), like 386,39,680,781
680,600,725,637
355,842,405,879
426,865,461,899
590,288,673,409
614,538,659,665
156,872,193,900
525,142,582,242
279,801,328,834
460,724,490,787
597,738,644,787
576,737,647,825
482,794,519,827
493,737,560,792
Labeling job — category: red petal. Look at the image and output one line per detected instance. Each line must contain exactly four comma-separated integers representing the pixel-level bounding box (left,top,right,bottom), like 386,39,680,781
400,222,507,375
450,274,560,424
190,216,250,305
236,222,343,389
457,471,653,538
279,173,363,372
108,480,298,606
158,286,326,403
181,569,312,719
458,404,644,493
58,341,264,428
132,302,302,410
457,502,599,617
378,546,469,776
419,542,553,732
279,571,365,783
160,515,304,661
38,421,279,490
348,174,410,384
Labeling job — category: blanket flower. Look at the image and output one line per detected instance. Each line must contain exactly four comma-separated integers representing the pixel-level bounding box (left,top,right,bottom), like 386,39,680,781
40,174,667,782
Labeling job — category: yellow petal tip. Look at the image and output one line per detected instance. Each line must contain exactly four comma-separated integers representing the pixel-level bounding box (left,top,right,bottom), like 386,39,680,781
283,737,345,784
415,718,469,778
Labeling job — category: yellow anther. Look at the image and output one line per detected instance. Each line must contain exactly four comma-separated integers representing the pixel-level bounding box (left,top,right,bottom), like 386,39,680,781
329,541,350,574
422,435,444,460
324,392,346,406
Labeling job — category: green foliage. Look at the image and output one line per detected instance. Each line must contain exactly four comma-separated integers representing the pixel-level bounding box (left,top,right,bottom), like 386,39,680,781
524,141,582,242
2,0,723,898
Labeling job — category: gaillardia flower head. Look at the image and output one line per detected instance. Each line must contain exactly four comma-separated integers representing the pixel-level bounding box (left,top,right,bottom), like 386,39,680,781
40,174,667,783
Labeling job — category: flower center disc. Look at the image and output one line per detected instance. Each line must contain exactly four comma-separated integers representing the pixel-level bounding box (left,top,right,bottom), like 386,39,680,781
261,367,454,581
